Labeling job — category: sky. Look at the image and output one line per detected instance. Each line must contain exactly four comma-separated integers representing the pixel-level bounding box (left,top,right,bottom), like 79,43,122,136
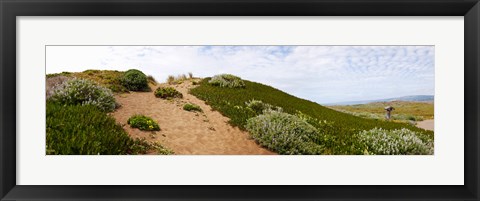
46,46,434,104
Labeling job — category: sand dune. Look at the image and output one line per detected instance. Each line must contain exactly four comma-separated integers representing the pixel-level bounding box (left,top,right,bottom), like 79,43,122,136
110,81,274,155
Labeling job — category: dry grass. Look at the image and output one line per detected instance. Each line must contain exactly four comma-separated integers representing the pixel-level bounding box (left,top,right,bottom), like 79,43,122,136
166,73,192,84
329,101,434,122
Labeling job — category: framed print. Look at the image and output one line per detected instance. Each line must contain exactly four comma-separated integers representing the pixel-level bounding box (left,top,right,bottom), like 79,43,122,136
1,0,479,200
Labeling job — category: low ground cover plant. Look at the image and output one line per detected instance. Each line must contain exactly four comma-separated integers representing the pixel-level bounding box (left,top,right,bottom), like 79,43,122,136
208,74,246,88
49,78,117,112
183,103,202,112
246,111,324,155
154,86,183,99
356,128,433,155
130,138,174,155
46,102,138,155
121,69,150,91
127,115,161,131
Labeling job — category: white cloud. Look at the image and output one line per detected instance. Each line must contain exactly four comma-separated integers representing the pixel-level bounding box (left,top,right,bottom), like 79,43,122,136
46,46,434,104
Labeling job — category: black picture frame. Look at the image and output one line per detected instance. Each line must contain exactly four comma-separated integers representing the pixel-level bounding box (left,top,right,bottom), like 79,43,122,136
1,0,479,200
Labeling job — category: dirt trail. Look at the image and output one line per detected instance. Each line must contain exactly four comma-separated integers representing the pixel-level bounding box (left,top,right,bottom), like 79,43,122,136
416,119,434,131
110,81,274,155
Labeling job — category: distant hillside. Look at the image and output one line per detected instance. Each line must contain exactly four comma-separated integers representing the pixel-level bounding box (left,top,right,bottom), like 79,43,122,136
329,101,434,123
326,95,434,106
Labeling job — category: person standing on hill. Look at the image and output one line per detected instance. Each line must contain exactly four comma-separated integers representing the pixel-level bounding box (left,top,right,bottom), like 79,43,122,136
385,106,394,120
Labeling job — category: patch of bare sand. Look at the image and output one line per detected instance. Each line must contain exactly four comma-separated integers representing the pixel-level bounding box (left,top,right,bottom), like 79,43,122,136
110,81,275,155
416,119,434,131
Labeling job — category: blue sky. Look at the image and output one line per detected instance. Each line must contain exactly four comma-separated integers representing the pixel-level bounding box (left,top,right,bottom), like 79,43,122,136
46,46,434,104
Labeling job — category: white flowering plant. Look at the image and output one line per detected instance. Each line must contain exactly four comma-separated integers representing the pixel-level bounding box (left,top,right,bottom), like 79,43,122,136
245,99,283,115
49,78,117,112
356,128,434,155
208,74,246,88
246,111,324,155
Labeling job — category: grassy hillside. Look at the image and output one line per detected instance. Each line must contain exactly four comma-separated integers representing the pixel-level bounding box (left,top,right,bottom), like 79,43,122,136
329,101,434,122
190,78,434,154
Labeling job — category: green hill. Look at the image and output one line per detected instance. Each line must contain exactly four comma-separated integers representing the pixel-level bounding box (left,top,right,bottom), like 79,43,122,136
190,77,434,155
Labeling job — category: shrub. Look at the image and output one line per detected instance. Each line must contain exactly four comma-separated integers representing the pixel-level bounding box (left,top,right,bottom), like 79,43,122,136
246,111,324,155
154,87,183,99
356,128,433,155
46,75,71,99
245,99,282,115
121,69,149,91
127,115,160,131
46,102,136,155
183,103,202,112
49,78,117,112
208,74,245,88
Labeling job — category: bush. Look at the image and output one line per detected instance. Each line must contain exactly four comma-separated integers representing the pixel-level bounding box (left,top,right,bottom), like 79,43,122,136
246,111,324,155
208,74,245,88
245,99,282,115
46,75,71,99
127,115,160,131
356,128,433,155
121,69,149,91
154,87,183,99
183,103,202,112
46,102,137,155
49,78,117,112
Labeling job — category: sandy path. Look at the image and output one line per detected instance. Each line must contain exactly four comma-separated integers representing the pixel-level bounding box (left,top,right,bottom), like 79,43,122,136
416,119,434,131
110,81,274,155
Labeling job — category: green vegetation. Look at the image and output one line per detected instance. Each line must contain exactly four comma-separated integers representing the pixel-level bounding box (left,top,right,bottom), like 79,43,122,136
183,103,203,112
121,69,150,91
246,111,324,154
129,138,174,155
356,128,433,155
47,102,138,155
127,115,161,131
190,77,434,154
46,71,72,78
49,78,117,112
154,87,183,99
208,74,245,88
127,115,160,131
245,99,283,114
329,101,434,122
